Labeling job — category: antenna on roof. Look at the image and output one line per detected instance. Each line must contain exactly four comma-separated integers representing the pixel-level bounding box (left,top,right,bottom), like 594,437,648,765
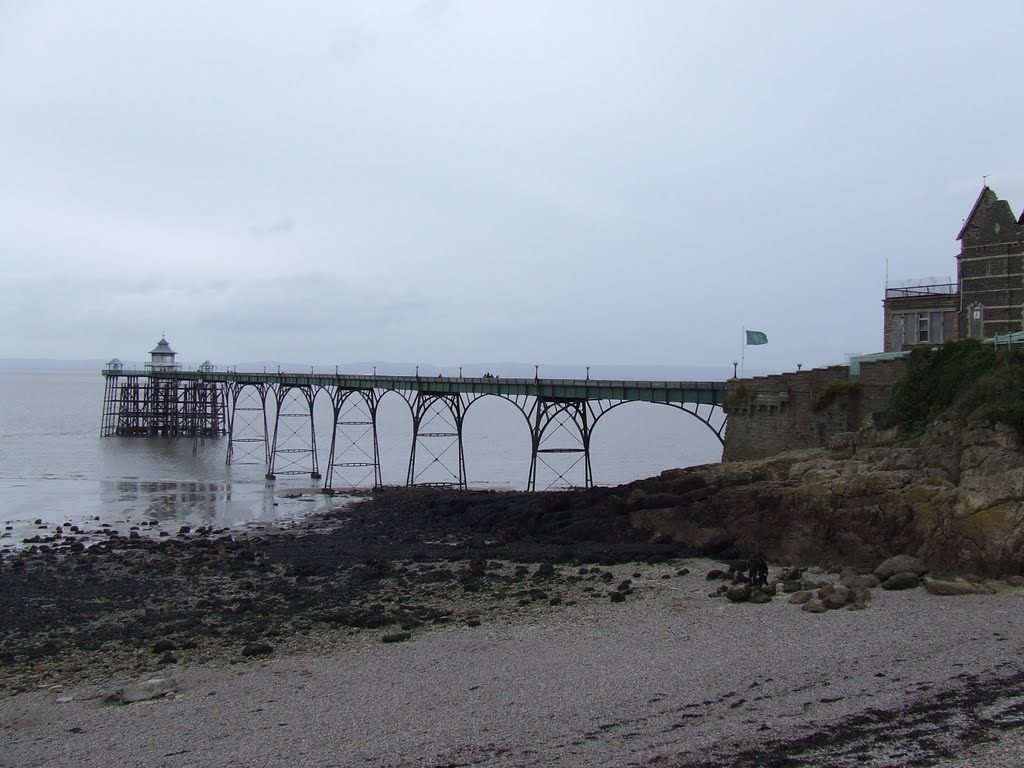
983,174,991,187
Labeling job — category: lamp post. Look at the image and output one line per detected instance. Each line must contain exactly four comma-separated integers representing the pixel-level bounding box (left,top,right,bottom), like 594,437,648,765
459,366,463,378
534,364,539,380
732,361,738,379
586,365,590,381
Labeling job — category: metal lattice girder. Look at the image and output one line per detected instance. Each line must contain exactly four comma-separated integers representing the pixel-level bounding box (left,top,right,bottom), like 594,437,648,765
324,387,382,491
405,390,476,489
267,385,321,480
226,382,271,468
528,397,598,492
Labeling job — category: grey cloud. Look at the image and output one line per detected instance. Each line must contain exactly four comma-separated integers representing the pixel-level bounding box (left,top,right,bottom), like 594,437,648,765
249,217,295,237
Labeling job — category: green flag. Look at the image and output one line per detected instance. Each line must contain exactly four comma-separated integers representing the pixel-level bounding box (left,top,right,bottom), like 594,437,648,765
745,330,768,346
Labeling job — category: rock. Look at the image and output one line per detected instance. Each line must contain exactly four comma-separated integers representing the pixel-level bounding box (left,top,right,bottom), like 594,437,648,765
787,591,812,604
533,562,555,579
801,600,827,613
240,642,274,657
874,555,927,582
822,586,849,609
841,573,880,589
705,569,728,581
777,566,802,582
113,677,178,704
609,591,626,603
152,639,177,654
726,584,751,602
922,575,983,596
1005,576,1024,587
749,589,772,604
381,631,411,643
881,572,920,590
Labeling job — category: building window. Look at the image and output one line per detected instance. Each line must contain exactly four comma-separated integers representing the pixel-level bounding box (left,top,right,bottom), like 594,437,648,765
918,313,929,342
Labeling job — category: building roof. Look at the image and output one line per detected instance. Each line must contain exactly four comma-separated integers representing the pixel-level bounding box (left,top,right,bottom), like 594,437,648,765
957,186,1020,245
149,336,176,356
956,186,997,241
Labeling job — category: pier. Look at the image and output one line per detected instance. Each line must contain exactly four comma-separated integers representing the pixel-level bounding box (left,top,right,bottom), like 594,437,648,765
101,342,729,491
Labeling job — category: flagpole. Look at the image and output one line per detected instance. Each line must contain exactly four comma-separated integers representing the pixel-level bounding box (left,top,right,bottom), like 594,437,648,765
741,326,745,379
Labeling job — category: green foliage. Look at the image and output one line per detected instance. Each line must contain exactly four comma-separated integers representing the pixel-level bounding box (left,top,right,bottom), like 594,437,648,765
875,339,1024,436
810,378,860,413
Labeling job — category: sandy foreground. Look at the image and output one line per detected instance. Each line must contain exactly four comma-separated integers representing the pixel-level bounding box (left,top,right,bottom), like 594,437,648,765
2,559,1024,768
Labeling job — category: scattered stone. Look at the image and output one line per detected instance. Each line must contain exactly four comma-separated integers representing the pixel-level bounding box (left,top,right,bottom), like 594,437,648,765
842,573,881,590
609,591,626,603
801,600,827,614
382,630,412,643
706,569,728,581
152,639,177,654
788,591,812,605
533,562,555,578
749,589,772,604
240,642,274,657
111,677,178,704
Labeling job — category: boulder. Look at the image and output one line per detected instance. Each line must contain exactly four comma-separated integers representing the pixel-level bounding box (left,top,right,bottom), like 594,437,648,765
801,600,827,614
874,555,927,582
822,586,850,609
787,591,812,605
922,575,983,596
241,642,274,656
881,571,920,590
726,584,751,602
841,573,880,590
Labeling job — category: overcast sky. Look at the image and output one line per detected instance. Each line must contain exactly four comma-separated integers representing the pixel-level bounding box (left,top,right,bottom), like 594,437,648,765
2,1,1023,373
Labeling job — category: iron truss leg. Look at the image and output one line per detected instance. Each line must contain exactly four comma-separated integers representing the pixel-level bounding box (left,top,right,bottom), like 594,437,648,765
406,392,469,489
267,385,321,480
324,387,382,491
528,398,594,492
226,383,271,470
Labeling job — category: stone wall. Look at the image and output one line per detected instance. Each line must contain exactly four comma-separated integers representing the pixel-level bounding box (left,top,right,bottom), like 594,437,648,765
722,358,907,461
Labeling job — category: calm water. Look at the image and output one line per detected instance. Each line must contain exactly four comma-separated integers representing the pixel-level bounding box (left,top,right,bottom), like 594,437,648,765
0,370,723,549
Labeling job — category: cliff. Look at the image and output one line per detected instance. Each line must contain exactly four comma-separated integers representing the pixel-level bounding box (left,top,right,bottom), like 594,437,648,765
629,419,1024,576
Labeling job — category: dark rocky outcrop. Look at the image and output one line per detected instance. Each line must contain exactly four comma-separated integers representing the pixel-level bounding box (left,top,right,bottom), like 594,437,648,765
631,419,1024,577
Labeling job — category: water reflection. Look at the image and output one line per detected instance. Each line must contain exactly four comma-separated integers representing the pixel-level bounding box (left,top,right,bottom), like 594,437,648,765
99,477,335,531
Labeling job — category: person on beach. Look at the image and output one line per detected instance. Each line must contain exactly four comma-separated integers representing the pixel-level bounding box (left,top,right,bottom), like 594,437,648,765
748,553,768,587
757,556,768,587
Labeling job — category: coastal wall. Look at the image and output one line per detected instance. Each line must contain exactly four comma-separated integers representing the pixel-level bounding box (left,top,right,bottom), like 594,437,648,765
722,358,907,461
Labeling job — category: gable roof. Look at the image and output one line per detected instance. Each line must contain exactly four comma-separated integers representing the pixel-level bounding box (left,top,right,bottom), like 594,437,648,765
957,186,997,241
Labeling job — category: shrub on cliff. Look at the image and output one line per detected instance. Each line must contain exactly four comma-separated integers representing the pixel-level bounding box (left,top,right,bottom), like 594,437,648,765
876,339,1024,436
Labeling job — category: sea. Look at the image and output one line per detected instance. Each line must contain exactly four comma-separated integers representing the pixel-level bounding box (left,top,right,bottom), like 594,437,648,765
0,369,724,551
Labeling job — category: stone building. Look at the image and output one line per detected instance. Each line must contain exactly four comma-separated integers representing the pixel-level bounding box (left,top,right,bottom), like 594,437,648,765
883,186,1024,351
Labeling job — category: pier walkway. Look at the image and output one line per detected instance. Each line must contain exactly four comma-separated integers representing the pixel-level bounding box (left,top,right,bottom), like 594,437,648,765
101,368,729,491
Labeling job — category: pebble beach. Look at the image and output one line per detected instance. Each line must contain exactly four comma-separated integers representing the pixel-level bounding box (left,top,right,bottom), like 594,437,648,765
3,556,1024,767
